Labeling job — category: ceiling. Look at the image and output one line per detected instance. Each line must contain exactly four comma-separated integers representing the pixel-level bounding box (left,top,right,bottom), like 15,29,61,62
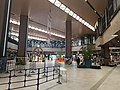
10,0,108,40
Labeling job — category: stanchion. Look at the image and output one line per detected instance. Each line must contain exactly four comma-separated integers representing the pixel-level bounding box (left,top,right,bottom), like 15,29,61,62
8,70,12,90
37,68,40,90
53,66,55,80
46,67,48,82
57,66,62,84
24,69,27,87
42,61,46,77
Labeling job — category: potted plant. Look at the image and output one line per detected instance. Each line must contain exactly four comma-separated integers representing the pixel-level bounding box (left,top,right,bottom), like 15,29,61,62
81,44,94,68
16,57,26,65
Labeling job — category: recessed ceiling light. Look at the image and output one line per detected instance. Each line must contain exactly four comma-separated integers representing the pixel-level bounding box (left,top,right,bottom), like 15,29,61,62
55,0,61,7
69,11,74,16
65,8,70,13
76,16,80,20
85,22,89,26
48,0,95,31
79,18,82,22
60,4,66,10
48,0,56,3
73,13,77,18
84,22,87,25
81,20,85,24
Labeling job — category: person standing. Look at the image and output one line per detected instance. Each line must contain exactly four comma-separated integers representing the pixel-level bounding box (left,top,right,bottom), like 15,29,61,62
76,57,80,67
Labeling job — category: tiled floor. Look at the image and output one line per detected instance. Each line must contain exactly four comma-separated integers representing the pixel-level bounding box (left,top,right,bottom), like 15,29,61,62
0,62,120,90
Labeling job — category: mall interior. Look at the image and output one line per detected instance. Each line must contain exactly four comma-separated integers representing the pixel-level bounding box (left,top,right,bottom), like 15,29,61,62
0,0,120,90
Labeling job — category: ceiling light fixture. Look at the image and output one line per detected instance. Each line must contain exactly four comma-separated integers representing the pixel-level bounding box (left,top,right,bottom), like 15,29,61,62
112,35,118,37
48,0,95,31
69,11,74,16
48,0,56,4
73,13,77,18
55,0,61,7
60,4,66,10
79,18,82,22
65,8,70,13
76,16,80,20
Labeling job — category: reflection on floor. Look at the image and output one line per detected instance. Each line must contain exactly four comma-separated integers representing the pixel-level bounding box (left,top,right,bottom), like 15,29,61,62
0,61,120,90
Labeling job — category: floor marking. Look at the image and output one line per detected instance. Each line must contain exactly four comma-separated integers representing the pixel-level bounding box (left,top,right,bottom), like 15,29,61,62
90,67,116,90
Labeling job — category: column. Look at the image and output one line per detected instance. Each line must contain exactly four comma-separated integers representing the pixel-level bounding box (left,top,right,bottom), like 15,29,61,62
17,15,28,57
65,21,72,58
17,0,30,60
101,45,110,65
0,0,12,72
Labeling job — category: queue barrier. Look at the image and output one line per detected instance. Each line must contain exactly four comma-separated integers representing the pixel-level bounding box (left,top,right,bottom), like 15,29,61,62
0,65,62,90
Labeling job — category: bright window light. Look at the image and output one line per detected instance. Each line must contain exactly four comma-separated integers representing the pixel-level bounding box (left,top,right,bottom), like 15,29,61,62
55,0,61,7
76,16,80,20
60,4,66,10
65,8,70,13
48,0,56,3
73,13,77,18
69,11,73,16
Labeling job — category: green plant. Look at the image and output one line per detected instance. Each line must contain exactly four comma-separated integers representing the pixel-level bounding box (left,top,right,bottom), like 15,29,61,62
81,44,94,60
16,58,26,65
57,51,64,58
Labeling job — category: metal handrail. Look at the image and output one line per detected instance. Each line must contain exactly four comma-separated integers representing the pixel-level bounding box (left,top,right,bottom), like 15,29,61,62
0,65,61,90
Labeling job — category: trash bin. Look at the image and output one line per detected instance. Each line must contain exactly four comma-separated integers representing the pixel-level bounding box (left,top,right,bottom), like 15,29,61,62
0,57,7,73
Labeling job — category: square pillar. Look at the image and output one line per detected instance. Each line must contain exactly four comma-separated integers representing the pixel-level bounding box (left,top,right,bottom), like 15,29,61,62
17,15,28,57
101,45,110,65
65,21,72,58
